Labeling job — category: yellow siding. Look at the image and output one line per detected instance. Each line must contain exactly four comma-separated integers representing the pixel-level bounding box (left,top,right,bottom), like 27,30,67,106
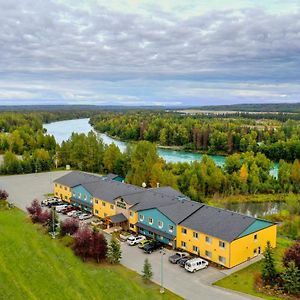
176,225,230,267
54,183,71,203
229,224,277,268
129,211,138,233
93,198,116,218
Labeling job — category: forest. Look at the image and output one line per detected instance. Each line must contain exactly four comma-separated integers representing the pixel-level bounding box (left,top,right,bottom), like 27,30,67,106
90,111,300,161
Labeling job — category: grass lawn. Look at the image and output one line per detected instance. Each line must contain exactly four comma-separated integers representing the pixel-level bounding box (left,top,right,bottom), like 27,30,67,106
0,208,181,300
214,238,293,300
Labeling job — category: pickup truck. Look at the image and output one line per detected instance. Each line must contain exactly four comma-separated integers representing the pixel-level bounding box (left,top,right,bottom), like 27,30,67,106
143,240,163,254
169,252,189,264
127,235,146,246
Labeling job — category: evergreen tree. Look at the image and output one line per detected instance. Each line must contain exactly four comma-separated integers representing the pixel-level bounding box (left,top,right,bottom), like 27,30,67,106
142,258,153,282
107,238,122,264
262,241,277,285
281,261,300,294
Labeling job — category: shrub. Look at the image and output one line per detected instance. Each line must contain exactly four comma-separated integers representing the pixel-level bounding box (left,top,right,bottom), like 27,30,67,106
283,243,300,269
26,199,50,224
281,261,300,294
0,189,9,200
60,218,79,236
92,231,107,263
73,226,93,261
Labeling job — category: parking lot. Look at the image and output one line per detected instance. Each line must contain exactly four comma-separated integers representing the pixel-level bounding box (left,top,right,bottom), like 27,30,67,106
0,171,257,300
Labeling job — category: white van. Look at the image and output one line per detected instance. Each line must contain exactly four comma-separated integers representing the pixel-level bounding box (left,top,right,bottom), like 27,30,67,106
185,258,208,273
55,205,68,212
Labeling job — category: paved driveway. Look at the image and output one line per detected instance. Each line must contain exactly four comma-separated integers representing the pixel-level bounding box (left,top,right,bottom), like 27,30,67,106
0,172,259,300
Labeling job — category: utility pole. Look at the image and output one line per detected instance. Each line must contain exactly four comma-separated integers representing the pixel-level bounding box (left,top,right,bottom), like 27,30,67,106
160,248,166,293
51,207,56,239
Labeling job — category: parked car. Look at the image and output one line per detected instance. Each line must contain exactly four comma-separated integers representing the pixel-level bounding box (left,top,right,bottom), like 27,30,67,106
169,252,189,264
55,205,68,212
127,235,146,246
61,206,76,214
185,258,209,273
90,220,103,227
72,211,82,218
143,240,163,254
138,239,151,249
177,256,191,267
79,213,92,220
67,210,78,217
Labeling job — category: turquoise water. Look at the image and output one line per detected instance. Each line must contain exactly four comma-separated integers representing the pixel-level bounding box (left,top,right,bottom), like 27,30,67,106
44,118,278,176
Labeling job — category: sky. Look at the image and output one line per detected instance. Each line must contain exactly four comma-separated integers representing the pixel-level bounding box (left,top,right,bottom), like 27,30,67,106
0,0,300,106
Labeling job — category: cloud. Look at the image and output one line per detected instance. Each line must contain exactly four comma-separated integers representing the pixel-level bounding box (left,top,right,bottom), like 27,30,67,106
0,0,299,105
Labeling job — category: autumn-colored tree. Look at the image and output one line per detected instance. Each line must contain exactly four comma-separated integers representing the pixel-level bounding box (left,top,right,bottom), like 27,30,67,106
73,226,93,261
240,164,248,183
283,243,300,269
92,231,107,263
60,218,79,236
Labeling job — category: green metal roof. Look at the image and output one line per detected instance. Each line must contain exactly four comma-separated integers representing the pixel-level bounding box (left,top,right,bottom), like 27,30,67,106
238,219,273,238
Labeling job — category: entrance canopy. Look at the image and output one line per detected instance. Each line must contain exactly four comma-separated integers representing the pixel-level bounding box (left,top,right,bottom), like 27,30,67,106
107,213,128,224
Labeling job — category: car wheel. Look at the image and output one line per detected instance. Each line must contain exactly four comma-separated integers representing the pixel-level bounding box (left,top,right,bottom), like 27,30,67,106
149,250,152,254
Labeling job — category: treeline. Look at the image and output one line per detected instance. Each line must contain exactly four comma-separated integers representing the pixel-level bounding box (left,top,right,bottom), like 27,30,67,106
90,112,300,161
57,135,300,200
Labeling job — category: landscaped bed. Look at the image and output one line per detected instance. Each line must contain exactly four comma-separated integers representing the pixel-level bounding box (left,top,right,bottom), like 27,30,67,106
0,208,181,300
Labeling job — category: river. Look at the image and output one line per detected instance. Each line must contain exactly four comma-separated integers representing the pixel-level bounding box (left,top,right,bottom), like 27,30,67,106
44,118,281,217
44,118,278,172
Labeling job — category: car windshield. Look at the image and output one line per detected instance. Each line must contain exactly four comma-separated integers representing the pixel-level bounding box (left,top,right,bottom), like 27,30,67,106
186,263,191,267
128,237,134,241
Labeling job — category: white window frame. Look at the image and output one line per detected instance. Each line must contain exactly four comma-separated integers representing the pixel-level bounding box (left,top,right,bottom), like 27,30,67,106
205,250,212,258
181,241,186,248
139,214,144,221
193,245,199,253
205,236,212,244
193,232,199,239
148,218,153,225
168,225,174,233
182,228,187,235
102,201,106,207
219,240,226,249
219,256,226,265
158,221,163,228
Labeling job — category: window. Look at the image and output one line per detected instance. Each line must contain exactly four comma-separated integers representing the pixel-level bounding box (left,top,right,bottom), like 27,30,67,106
139,214,144,221
254,234,258,241
129,211,133,217
148,231,154,236
60,185,62,188
193,246,199,253
158,221,163,228
193,232,199,239
205,236,212,244
102,202,106,207
64,186,67,190
219,256,226,265
219,241,226,249
181,241,186,248
181,228,187,235
168,225,174,232
253,248,257,256
148,218,153,225
64,196,67,200
95,209,99,214
84,195,87,200
78,193,81,198
55,192,58,196
130,224,134,229
95,199,98,204
205,250,212,258
110,204,114,210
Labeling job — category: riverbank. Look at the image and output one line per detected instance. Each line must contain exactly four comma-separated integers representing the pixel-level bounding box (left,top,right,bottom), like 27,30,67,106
207,193,297,206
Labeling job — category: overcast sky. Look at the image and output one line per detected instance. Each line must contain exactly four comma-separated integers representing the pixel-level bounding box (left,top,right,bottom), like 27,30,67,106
1,0,300,106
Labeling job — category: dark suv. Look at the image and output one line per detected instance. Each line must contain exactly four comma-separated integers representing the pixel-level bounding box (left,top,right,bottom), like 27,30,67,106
143,240,163,254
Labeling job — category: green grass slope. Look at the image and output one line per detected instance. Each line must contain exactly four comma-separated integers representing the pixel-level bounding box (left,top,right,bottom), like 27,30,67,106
0,209,180,300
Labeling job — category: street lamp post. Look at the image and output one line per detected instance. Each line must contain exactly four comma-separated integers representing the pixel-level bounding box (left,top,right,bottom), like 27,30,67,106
160,248,166,294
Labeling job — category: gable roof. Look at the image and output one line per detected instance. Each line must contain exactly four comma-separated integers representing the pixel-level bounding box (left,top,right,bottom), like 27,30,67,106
82,180,144,204
54,171,101,187
238,219,273,238
180,205,258,242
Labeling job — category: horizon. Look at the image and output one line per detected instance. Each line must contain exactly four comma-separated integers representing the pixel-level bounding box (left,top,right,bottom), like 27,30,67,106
0,0,300,106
